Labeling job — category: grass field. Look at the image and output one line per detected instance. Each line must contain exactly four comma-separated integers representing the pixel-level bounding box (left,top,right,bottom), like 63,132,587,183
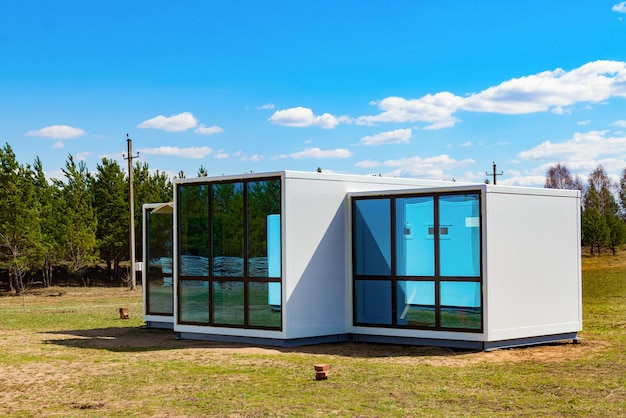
0,253,624,417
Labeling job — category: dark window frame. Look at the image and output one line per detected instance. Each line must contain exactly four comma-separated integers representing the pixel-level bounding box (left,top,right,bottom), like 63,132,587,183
352,190,483,333
144,207,174,316
176,177,282,330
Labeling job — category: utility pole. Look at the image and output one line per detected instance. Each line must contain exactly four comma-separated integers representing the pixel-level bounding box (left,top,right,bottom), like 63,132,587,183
486,162,503,185
124,134,140,290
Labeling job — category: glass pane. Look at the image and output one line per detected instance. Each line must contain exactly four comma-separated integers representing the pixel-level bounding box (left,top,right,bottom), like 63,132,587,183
355,280,392,325
395,197,434,276
396,281,435,327
440,281,481,329
354,199,391,276
179,280,209,323
147,276,173,315
247,282,281,328
212,183,244,277
146,210,173,315
247,180,281,278
178,184,209,275
439,194,480,277
213,281,245,325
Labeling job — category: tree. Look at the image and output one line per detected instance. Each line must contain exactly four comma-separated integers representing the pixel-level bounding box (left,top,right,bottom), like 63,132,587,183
605,212,626,255
0,144,42,292
582,207,609,255
544,163,582,190
619,168,626,217
584,165,618,215
582,165,621,254
33,157,62,287
53,155,98,285
93,158,128,283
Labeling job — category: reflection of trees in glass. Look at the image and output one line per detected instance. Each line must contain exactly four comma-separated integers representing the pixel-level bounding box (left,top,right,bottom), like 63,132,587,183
248,180,281,258
179,184,209,257
148,211,172,261
212,182,244,258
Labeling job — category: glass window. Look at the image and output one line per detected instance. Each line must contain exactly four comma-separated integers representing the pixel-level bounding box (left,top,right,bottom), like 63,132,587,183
395,197,434,277
354,199,391,276
179,280,209,323
178,184,209,261
440,281,481,329
355,280,392,325
439,194,480,277
247,180,281,277
247,282,281,327
175,178,282,330
396,281,435,327
147,275,173,314
146,209,173,315
212,183,244,277
352,191,482,332
213,281,245,325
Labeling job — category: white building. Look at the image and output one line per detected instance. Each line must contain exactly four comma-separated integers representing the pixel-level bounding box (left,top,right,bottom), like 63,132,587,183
142,171,582,350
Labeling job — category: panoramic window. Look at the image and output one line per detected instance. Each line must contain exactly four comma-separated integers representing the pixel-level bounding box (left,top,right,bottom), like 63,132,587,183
353,191,483,332
177,178,282,330
145,207,174,316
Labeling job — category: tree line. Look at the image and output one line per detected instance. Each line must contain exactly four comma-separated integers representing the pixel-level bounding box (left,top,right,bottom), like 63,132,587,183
0,142,178,292
3,138,625,292
544,163,626,255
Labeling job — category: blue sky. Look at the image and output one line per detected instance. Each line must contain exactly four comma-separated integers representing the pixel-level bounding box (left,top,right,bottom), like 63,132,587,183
1,1,626,186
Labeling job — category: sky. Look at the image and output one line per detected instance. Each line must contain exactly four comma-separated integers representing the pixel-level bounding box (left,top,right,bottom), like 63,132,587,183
1,1,626,187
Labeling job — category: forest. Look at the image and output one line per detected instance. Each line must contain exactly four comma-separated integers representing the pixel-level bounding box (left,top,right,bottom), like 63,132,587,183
1,141,626,292
0,143,173,292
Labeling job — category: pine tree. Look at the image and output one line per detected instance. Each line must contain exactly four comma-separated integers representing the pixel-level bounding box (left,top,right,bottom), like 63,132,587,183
33,157,62,287
0,144,42,292
53,155,98,285
93,158,128,282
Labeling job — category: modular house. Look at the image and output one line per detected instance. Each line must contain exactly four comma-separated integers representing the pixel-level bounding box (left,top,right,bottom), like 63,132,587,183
142,171,582,350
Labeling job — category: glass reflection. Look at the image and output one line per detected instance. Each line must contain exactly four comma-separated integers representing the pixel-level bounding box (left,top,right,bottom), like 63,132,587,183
179,280,209,323
354,199,391,276
213,281,245,325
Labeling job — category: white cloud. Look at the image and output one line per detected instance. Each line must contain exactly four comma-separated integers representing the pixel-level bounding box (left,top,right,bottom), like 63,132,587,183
611,119,626,128
288,147,352,159
356,93,462,129
214,149,229,159
250,155,263,162
359,128,412,146
52,141,65,149
138,146,213,159
26,125,85,139
462,60,626,114
577,120,591,126
613,2,626,13
355,154,474,180
75,151,94,161
518,130,626,162
258,103,275,110
269,107,341,129
460,141,473,147
137,112,198,132
355,60,626,129
194,124,224,135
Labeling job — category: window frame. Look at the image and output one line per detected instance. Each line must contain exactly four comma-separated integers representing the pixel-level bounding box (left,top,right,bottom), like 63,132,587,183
176,177,282,331
144,207,174,316
352,190,483,333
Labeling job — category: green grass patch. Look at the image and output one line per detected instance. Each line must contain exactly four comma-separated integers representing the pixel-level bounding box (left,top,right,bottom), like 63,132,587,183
0,256,625,417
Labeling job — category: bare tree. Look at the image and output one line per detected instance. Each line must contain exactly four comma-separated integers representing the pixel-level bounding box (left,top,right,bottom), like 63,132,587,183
544,163,582,190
